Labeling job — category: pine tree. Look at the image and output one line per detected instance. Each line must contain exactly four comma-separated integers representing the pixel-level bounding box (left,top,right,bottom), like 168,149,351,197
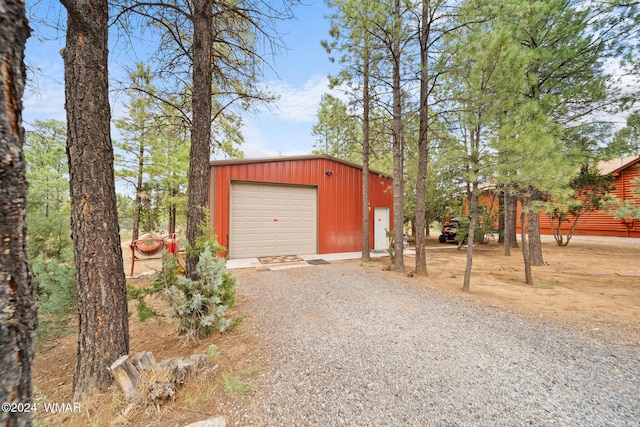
61,0,130,399
0,2,37,425
114,63,159,242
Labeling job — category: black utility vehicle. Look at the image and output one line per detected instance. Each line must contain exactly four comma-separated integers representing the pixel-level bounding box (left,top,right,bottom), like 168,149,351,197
438,217,464,243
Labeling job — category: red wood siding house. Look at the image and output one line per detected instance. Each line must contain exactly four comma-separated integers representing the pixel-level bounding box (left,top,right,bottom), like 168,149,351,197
517,156,640,238
209,155,394,258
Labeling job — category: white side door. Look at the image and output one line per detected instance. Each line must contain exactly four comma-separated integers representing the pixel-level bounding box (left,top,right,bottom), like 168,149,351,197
374,207,390,251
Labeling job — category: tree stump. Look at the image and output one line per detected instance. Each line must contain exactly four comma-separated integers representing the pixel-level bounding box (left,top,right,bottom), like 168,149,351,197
109,356,140,399
190,354,209,370
168,358,195,385
111,352,211,401
147,380,175,404
156,358,173,374
132,351,156,371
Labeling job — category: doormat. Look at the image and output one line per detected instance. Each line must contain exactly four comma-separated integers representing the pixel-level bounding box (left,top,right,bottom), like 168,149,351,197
258,255,304,265
306,259,330,265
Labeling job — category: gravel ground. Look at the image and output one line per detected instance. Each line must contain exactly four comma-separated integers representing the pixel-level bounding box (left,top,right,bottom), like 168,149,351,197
226,262,640,426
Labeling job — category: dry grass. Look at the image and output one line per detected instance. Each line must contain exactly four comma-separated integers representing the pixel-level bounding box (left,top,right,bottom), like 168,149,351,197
33,271,265,427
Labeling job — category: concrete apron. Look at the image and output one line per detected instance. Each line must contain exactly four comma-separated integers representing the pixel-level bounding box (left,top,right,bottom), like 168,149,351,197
225,250,396,270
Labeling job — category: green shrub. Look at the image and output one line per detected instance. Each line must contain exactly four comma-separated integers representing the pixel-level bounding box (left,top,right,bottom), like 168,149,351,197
207,344,220,362
185,209,227,263
221,371,252,396
33,251,76,343
455,215,493,245
385,228,395,263
127,281,163,322
126,224,240,344
165,245,237,344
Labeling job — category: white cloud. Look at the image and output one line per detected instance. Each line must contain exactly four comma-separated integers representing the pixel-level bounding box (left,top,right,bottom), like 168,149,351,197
594,59,640,129
22,66,331,159
264,75,331,123
233,121,280,158
23,76,66,125
226,75,344,158
234,118,313,159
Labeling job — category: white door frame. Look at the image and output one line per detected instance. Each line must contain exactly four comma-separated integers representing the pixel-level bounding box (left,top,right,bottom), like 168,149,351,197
374,207,390,251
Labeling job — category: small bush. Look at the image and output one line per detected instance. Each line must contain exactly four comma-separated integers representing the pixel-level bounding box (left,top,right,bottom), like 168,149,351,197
455,216,492,245
126,281,163,322
221,371,251,396
207,344,220,362
165,245,237,344
385,228,395,263
33,252,76,343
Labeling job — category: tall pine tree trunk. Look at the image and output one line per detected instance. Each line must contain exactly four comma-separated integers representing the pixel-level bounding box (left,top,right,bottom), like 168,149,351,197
505,192,518,250
131,141,144,243
61,0,130,400
503,190,511,256
520,199,534,285
462,183,479,292
414,0,430,276
361,37,371,263
0,2,38,425
392,0,405,272
528,210,545,266
498,188,505,244
527,61,545,267
169,202,176,235
186,0,213,277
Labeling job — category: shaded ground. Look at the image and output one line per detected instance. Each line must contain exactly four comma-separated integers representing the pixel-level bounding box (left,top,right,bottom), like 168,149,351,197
32,236,640,426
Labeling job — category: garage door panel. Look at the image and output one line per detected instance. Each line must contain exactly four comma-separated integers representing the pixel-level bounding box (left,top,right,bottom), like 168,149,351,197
229,183,317,258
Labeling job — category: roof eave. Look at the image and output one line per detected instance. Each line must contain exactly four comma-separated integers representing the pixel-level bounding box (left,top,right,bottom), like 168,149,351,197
209,154,392,180
608,156,640,176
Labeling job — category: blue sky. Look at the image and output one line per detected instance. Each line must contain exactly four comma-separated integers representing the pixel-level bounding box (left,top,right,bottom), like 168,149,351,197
23,1,339,159
239,1,340,158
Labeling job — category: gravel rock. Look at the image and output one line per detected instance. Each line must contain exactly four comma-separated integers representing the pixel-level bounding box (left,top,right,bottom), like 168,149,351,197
229,262,640,426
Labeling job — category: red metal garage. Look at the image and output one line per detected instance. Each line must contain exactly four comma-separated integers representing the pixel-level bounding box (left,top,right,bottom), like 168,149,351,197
209,154,394,258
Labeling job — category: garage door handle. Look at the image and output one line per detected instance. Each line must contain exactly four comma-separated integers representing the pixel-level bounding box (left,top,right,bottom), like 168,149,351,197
273,219,278,222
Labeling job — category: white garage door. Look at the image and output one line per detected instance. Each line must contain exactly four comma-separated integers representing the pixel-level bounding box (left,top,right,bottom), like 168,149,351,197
229,182,318,258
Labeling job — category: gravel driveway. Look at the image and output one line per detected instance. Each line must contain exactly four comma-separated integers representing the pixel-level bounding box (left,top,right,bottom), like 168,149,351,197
227,262,639,426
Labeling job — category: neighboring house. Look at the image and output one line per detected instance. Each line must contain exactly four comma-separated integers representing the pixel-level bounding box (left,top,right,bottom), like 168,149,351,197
519,155,640,238
209,154,394,258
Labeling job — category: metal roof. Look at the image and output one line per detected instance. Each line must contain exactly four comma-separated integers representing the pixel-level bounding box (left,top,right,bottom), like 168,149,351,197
210,154,392,179
598,156,640,176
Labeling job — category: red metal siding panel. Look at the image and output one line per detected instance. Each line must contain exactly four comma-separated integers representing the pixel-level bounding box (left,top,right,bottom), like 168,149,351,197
209,157,395,255
321,160,361,252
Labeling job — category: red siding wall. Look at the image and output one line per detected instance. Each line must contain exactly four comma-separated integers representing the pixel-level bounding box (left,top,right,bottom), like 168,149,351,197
462,190,501,229
516,162,640,238
209,156,394,255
